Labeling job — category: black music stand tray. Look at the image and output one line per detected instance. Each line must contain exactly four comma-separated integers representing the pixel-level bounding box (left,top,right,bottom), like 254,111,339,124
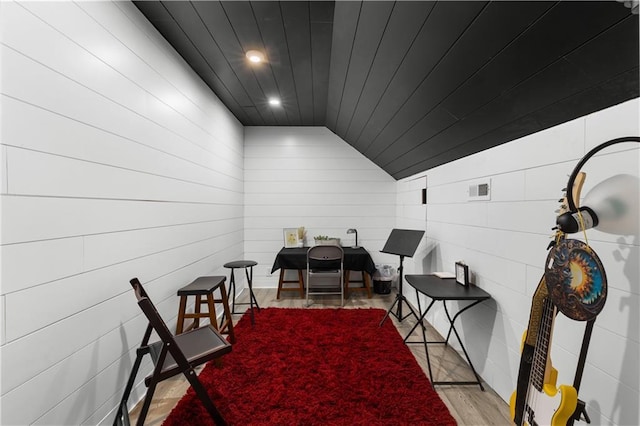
379,229,425,325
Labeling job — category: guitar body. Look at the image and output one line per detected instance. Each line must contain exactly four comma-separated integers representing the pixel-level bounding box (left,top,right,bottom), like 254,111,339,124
511,285,578,425
510,362,578,426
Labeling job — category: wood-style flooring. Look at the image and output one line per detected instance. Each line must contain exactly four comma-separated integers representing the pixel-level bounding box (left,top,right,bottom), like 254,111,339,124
128,288,512,425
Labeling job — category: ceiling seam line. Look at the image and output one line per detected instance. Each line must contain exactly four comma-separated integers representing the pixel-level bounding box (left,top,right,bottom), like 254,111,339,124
342,1,396,137
382,10,637,169
365,1,492,158
391,66,639,176
279,1,304,125
218,2,275,125
186,2,257,122
254,5,291,125
250,1,290,125
350,1,437,149
373,1,572,164
309,2,315,124
334,1,364,132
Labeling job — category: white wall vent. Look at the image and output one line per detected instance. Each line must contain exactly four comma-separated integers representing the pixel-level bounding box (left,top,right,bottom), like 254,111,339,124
467,179,491,201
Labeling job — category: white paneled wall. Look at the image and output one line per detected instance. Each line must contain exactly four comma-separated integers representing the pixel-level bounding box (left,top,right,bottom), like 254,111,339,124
398,99,640,426
396,175,429,275
244,127,398,288
0,2,243,425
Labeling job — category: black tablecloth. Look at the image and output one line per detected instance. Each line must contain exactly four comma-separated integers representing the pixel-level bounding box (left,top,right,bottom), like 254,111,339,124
271,246,377,276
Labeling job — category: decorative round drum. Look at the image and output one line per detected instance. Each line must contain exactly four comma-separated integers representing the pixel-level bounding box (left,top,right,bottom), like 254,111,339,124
545,238,607,321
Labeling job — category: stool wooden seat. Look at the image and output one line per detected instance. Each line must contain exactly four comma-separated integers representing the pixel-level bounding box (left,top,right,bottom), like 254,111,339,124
176,276,235,343
344,270,372,299
224,260,259,326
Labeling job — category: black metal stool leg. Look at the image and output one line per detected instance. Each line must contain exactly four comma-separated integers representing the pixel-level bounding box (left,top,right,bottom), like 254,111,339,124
245,265,260,309
244,266,255,325
229,269,237,314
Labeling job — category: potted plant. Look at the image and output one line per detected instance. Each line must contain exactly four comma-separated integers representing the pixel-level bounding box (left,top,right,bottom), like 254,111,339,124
297,227,306,247
314,235,341,246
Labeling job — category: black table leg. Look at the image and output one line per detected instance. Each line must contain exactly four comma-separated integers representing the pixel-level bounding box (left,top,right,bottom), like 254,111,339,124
404,297,485,390
441,300,485,390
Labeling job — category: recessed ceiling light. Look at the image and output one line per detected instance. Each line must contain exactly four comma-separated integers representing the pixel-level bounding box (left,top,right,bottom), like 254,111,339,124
268,98,281,107
245,50,265,64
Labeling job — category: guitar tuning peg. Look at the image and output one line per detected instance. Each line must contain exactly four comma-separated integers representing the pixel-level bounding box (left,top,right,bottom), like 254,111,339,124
554,209,560,214
561,187,567,192
558,198,564,202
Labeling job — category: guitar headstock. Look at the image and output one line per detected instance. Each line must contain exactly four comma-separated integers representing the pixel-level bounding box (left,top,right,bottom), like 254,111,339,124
557,172,586,217
549,172,586,247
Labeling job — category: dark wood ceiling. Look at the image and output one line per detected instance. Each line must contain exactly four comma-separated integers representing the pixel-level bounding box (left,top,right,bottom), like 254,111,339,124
134,1,639,180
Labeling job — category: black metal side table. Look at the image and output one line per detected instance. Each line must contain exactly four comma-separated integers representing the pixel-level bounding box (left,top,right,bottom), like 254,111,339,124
404,274,491,390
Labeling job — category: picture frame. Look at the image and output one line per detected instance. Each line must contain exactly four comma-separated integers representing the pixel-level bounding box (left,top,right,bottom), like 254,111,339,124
283,228,300,248
455,261,469,286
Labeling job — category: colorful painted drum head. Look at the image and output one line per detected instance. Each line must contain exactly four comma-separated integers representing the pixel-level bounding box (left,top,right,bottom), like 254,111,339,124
545,238,607,321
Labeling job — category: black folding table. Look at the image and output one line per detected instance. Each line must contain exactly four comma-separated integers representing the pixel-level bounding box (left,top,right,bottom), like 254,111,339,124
404,274,491,390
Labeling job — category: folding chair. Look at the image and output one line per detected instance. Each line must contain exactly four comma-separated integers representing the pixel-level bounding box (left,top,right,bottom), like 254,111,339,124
306,245,344,306
113,278,232,426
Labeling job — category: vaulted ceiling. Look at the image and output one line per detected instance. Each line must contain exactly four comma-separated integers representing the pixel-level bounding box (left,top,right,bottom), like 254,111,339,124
134,1,639,180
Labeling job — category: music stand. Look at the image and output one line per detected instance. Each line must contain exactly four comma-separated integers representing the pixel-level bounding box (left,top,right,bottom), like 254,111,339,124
379,229,425,326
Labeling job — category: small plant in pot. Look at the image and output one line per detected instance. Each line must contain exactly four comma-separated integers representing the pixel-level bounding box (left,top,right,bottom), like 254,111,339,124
313,235,341,246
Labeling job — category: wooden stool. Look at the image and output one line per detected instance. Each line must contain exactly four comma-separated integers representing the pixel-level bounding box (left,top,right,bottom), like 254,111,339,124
344,270,372,299
224,260,260,326
276,269,305,299
176,276,235,343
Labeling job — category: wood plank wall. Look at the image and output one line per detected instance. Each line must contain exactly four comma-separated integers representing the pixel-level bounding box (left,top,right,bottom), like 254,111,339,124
243,126,398,288
397,98,640,426
1,2,243,424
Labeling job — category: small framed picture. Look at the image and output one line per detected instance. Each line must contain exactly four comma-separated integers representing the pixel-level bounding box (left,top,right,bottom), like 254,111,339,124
455,262,469,286
283,228,299,248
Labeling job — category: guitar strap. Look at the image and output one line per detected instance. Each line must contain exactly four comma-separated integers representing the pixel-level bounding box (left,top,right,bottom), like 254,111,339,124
513,276,548,425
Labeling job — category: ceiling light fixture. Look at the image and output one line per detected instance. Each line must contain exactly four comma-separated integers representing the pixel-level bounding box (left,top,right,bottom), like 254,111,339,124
245,50,265,64
268,98,281,107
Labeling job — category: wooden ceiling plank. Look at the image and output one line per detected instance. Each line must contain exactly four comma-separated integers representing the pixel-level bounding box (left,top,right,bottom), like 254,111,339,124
384,59,590,176
354,1,488,155
343,1,436,149
222,1,287,125
531,68,639,131
334,1,394,136
310,1,335,125
386,48,635,178
251,0,302,125
441,1,631,120
325,1,362,132
565,15,639,85
243,106,264,125
280,1,314,124
374,107,458,167
365,1,555,161
190,1,275,125
395,68,640,180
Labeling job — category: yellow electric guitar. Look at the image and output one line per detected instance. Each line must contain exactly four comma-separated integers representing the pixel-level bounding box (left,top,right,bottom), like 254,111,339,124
510,175,585,425
510,294,577,425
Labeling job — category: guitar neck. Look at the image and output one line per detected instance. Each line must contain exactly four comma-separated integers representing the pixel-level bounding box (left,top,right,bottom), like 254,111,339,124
531,297,556,391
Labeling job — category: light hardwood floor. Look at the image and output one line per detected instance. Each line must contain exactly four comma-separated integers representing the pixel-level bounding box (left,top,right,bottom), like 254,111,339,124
128,288,512,425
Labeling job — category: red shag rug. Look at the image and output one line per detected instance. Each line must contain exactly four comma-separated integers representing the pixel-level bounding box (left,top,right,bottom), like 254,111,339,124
163,308,456,426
